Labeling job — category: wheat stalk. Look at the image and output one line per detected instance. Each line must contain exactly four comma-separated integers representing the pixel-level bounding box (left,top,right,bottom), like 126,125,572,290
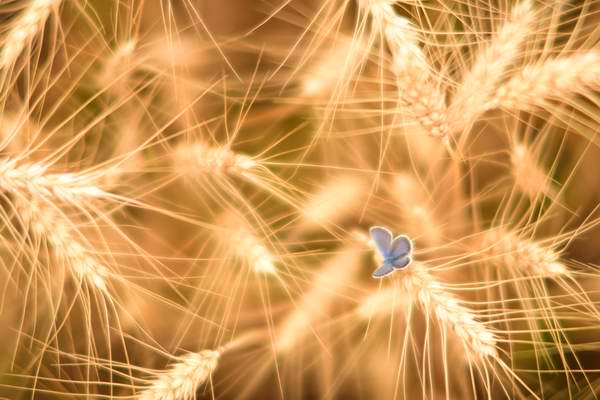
0,0,61,70
487,51,600,112
137,350,220,400
362,0,449,138
450,0,534,133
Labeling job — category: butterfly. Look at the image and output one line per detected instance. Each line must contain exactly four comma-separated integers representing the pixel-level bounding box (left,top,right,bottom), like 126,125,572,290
369,226,413,278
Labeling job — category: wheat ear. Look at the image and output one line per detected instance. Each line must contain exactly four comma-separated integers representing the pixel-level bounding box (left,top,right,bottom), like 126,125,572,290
0,159,111,203
510,143,557,200
485,228,566,277
356,231,497,359
0,0,61,70
233,227,277,276
487,51,600,112
174,143,258,177
17,199,111,295
0,160,121,295
137,350,220,400
403,263,498,359
363,0,449,138
450,0,535,133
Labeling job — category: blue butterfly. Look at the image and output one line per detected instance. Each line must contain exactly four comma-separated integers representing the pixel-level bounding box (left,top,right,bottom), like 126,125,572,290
369,226,413,278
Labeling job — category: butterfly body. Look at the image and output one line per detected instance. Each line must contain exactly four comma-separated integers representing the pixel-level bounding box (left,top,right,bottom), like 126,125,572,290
369,226,413,278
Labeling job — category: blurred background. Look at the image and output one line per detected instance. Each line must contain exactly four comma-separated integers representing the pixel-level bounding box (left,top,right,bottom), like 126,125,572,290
2,0,600,399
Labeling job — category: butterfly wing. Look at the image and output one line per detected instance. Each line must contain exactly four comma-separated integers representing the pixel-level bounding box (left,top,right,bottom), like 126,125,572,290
369,226,393,258
372,263,394,278
392,255,412,270
389,235,412,259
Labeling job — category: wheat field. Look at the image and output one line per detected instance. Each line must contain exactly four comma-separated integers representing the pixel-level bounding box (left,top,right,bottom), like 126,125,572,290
1,0,600,399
